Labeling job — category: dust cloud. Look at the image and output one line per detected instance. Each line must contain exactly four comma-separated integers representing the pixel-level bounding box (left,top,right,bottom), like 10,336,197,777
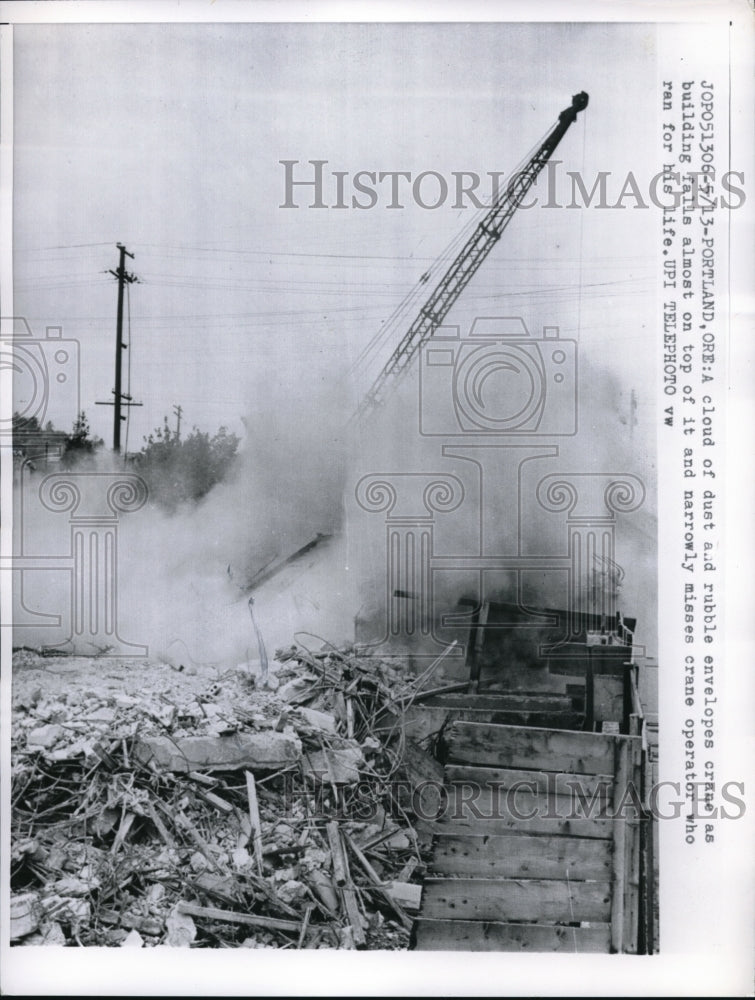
12,330,655,669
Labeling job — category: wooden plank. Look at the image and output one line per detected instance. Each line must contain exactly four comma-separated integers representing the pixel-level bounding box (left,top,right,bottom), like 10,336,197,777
623,748,643,953
244,771,264,876
392,706,501,744
486,711,584,730
468,601,489,693
610,737,630,952
421,877,612,923
400,737,445,785
340,887,366,947
176,901,300,934
412,918,611,953
396,708,584,744
438,785,608,828
423,693,574,712
326,821,348,886
444,722,618,774
343,831,413,930
547,652,628,678
430,813,613,840
445,764,614,797
430,833,612,880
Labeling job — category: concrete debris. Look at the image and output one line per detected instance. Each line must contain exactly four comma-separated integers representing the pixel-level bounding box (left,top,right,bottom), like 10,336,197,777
10,893,41,941
303,744,364,785
27,725,63,749
294,706,338,734
384,881,423,911
165,907,197,947
134,732,301,772
10,639,445,949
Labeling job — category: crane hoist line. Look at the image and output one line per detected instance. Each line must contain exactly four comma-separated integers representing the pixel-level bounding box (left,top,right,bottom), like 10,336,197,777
356,90,589,419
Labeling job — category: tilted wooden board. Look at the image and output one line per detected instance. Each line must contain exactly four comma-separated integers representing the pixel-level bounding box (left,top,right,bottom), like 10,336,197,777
444,722,617,774
397,707,581,744
422,693,574,712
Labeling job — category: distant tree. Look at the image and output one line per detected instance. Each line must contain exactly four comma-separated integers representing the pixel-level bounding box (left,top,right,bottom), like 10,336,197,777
60,411,104,467
13,412,70,468
135,419,239,510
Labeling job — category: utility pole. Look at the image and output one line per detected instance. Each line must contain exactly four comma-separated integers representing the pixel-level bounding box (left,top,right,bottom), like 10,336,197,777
96,244,141,452
173,404,183,440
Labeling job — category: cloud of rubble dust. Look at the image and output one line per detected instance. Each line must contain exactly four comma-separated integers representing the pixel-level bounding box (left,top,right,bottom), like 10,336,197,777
115,376,359,670
344,353,657,658
10,371,364,670
12,346,656,669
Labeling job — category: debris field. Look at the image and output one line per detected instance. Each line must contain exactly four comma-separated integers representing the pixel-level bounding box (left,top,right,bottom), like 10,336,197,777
10,641,448,949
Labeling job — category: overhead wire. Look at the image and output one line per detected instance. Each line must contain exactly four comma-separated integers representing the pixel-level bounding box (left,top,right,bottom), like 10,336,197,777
577,100,588,341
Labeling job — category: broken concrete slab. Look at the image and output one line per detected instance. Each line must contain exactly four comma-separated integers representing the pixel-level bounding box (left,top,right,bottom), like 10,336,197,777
134,731,301,772
10,893,41,941
27,725,64,749
82,706,117,724
295,707,338,734
384,881,422,911
303,743,364,785
165,907,197,947
278,675,318,703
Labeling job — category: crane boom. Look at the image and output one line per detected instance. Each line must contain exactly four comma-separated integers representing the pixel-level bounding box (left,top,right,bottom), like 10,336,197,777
357,91,588,417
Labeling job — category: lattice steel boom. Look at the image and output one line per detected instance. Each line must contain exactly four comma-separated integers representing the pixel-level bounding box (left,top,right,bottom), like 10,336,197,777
358,91,589,417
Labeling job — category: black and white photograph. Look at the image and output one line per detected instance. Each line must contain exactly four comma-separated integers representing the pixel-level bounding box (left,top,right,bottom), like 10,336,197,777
1,2,752,995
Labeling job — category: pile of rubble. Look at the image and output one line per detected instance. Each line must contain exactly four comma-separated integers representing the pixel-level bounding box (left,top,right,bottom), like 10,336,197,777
11,641,448,949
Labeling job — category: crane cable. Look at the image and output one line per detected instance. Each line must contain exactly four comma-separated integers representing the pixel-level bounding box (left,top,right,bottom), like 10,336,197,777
577,106,588,342
348,121,553,382
350,128,547,377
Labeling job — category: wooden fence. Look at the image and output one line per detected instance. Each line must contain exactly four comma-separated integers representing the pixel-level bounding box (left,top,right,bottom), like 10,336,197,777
413,721,644,953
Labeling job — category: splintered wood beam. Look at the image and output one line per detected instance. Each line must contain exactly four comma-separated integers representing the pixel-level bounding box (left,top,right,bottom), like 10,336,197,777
177,901,300,934
326,821,348,886
244,771,264,876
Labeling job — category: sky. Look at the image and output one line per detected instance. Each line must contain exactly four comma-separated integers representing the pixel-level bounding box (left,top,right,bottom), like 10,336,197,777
13,21,658,447
11,21,660,654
